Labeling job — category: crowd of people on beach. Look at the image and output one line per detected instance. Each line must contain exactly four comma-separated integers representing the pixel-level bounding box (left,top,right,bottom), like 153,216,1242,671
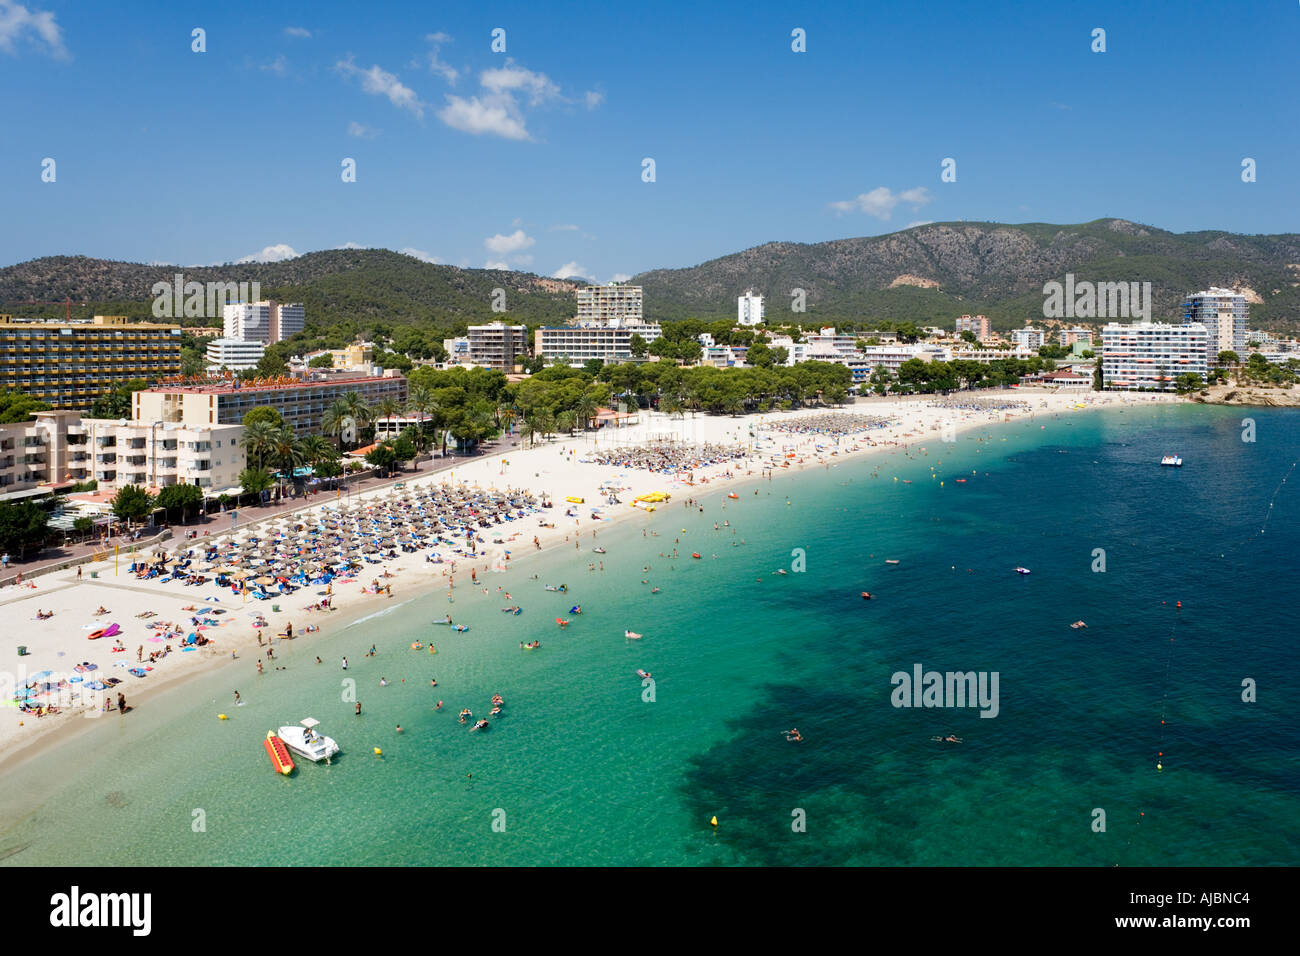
760,413,895,437
587,441,749,474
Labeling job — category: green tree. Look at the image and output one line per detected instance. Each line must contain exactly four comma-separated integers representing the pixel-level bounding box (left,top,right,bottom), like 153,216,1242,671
629,333,648,358
89,379,148,419
238,466,274,501
364,442,399,477
309,354,335,369
0,501,50,555
72,515,96,542
0,393,52,424
242,407,285,429
154,483,204,522
242,419,280,470
110,485,154,525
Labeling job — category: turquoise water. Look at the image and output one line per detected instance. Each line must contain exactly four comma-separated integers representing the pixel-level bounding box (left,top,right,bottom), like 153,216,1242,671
2,403,1298,866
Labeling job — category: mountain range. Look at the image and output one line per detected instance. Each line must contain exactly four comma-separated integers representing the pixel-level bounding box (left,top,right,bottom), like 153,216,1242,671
2,219,1296,336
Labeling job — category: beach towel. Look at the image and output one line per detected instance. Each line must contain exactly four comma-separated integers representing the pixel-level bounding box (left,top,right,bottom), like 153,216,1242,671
128,668,146,677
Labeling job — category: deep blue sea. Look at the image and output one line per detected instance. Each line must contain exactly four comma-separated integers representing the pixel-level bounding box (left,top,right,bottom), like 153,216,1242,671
2,402,1297,866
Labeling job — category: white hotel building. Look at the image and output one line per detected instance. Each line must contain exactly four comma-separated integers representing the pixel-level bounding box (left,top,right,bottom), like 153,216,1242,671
223,301,305,344
737,291,764,326
206,337,266,371
575,284,643,323
1101,321,1208,390
534,318,662,366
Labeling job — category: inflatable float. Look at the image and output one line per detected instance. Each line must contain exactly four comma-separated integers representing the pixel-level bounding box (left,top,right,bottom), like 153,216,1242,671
265,731,294,775
624,630,643,640
88,623,121,640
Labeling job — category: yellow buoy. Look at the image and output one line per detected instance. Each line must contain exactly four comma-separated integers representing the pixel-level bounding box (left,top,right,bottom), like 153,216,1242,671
1156,762,1163,771
710,816,718,828
218,714,228,720
373,747,383,756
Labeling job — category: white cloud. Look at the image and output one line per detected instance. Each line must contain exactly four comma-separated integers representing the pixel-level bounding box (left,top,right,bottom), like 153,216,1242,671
336,56,424,117
481,61,560,105
829,186,933,221
0,0,69,59
553,261,594,281
484,229,535,255
260,54,288,76
336,241,365,249
584,90,604,110
484,260,511,271
284,26,311,39
437,59,566,141
347,121,379,138
905,220,934,229
608,273,631,283
438,94,528,140
236,243,299,264
549,223,579,232
424,32,458,84
399,247,441,264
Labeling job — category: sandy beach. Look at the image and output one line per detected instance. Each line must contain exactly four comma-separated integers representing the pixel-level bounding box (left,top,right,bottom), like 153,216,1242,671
0,389,1176,770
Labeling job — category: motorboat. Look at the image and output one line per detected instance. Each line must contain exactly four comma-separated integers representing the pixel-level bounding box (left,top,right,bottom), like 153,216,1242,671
277,718,340,763
1070,620,1088,629
1160,456,1183,467
1014,567,1032,575
636,668,652,680
624,630,643,640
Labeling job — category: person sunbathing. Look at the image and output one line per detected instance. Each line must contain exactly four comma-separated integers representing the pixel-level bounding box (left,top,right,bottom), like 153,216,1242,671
95,606,110,615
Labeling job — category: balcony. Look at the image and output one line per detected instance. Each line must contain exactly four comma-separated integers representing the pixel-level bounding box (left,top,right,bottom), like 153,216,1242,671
96,454,117,464
124,455,147,466
22,455,46,465
96,438,117,448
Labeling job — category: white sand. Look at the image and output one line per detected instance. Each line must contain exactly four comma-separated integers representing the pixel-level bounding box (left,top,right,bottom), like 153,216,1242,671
0,389,1175,767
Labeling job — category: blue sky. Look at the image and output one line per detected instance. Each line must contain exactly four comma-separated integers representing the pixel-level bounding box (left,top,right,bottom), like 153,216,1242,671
2,0,1297,280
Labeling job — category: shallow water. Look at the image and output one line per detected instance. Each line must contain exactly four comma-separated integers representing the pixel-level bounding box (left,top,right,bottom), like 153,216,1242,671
1,403,1296,866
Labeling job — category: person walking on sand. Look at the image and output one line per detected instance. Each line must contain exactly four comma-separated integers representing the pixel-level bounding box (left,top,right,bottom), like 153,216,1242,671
117,692,126,714
76,565,82,581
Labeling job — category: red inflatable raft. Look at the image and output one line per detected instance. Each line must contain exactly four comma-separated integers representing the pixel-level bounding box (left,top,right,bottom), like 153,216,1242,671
264,731,294,775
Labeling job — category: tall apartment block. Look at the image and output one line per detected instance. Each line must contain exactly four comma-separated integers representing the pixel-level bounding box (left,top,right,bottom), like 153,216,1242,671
222,301,305,344
467,322,528,370
0,314,182,409
576,284,643,323
1101,321,1208,390
955,314,992,342
1182,288,1247,358
738,290,764,326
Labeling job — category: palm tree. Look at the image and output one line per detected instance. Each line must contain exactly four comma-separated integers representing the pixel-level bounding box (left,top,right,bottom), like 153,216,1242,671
341,391,373,433
573,393,599,432
376,396,402,432
406,385,436,452
302,435,335,466
242,419,280,469
556,411,576,435
238,466,274,504
321,398,351,452
271,425,306,496
520,417,539,448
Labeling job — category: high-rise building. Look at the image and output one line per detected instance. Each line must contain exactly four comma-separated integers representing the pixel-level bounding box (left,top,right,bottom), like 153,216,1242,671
955,314,992,342
271,302,305,341
0,314,182,409
575,284,643,323
1057,327,1093,347
222,300,305,344
467,322,528,370
1183,288,1247,359
738,290,764,326
1101,321,1208,390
